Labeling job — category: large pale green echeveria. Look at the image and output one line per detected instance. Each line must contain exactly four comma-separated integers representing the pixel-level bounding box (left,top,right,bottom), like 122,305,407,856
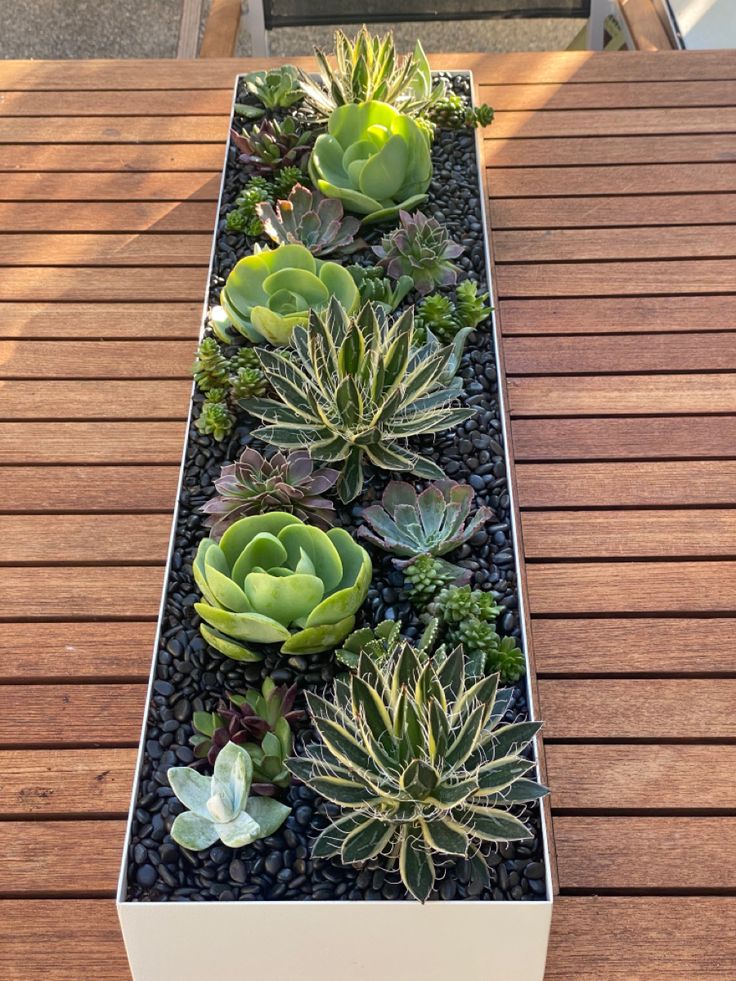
193,512,371,659
308,101,432,225
220,243,359,345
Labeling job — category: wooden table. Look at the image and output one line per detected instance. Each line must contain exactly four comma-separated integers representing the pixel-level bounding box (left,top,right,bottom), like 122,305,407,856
1,51,735,980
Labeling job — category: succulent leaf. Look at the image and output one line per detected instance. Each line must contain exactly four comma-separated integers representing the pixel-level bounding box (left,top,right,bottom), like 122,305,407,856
373,210,464,296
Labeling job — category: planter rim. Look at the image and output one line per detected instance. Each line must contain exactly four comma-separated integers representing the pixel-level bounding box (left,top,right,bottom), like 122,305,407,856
116,68,553,911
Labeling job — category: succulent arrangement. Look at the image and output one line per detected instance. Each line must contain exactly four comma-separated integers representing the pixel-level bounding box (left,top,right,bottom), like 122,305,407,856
219,242,359,345
148,27,545,914
287,638,547,901
256,183,362,256
373,210,464,295
241,299,474,502
308,101,432,224
193,512,372,659
298,30,445,122
202,447,338,537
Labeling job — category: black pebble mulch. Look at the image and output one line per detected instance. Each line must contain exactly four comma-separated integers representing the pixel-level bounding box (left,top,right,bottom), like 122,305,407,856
125,73,548,905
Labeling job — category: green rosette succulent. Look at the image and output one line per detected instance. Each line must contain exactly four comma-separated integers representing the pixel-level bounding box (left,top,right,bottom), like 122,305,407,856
308,101,432,225
219,242,360,345
193,512,372,660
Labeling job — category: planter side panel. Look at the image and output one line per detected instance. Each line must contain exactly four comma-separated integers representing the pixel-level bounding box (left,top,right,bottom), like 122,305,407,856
119,900,552,981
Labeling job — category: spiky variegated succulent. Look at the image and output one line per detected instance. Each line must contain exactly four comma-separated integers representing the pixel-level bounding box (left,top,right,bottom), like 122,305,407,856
298,30,445,122
357,480,493,580
347,264,413,313
240,299,474,502
308,101,432,224
242,66,303,112
168,742,290,851
287,639,547,901
231,116,313,174
256,184,361,256
373,211,464,295
191,678,303,794
201,447,338,537
194,512,371,660
219,242,359,345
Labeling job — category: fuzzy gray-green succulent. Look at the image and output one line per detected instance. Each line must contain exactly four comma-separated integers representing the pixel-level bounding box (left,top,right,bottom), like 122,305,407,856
240,298,475,502
168,742,290,850
287,639,547,902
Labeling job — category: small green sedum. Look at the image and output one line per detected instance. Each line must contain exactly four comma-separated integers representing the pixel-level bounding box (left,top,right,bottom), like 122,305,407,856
219,242,359,345
308,101,432,224
168,741,290,850
193,511,372,660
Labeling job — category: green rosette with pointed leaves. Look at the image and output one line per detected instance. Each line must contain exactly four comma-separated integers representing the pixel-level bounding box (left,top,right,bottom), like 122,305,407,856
219,242,359,345
308,101,432,224
193,511,371,660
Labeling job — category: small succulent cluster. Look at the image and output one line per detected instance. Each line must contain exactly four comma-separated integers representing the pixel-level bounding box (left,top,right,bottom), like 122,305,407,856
168,742,290,850
288,635,546,901
427,92,495,130
237,66,304,117
231,115,314,175
298,30,446,122
256,183,362,256
191,677,303,795
373,210,464,295
201,447,338,537
429,585,525,683
242,299,474,502
415,280,492,343
192,338,266,442
193,512,371,660
225,169,303,236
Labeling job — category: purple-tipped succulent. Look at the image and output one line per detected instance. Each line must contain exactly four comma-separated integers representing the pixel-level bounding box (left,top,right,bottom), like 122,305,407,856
230,116,313,174
256,183,362,257
201,447,338,538
358,479,493,579
190,679,304,796
372,210,464,295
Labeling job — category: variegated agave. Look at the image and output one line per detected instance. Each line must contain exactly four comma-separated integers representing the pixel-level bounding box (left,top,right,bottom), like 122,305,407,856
287,640,547,902
240,298,474,503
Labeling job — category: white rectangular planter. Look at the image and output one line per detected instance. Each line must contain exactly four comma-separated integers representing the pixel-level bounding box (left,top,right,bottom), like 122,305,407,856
117,70,553,981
